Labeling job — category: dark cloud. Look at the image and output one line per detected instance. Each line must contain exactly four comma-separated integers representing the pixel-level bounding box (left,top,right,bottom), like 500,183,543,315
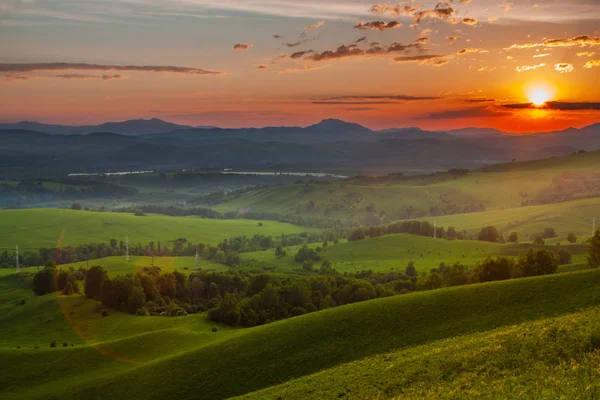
318,95,442,102
413,3,456,24
462,17,477,25
56,74,122,80
502,101,600,110
273,34,283,39
311,101,397,105
355,36,368,44
0,62,223,75
464,98,496,103
446,36,460,42
233,43,253,51
394,54,450,66
418,107,511,119
284,39,309,48
307,45,364,61
257,65,268,69
306,41,421,62
290,50,314,59
354,21,402,31
371,3,422,17
347,107,378,111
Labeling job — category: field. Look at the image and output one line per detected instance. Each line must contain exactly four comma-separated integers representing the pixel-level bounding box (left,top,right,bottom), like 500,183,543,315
241,233,588,273
49,255,228,276
432,197,600,243
212,150,600,222
0,209,318,249
2,268,600,399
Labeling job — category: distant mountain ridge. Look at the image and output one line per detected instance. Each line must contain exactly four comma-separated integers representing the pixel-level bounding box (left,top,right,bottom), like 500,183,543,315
1,117,598,141
0,118,193,136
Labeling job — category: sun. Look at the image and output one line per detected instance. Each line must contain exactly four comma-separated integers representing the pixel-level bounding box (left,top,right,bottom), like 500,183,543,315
527,86,553,106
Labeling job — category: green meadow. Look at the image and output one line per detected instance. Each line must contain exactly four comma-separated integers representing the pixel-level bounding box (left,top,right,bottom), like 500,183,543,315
213,150,600,221
0,208,318,248
241,233,588,273
2,268,600,399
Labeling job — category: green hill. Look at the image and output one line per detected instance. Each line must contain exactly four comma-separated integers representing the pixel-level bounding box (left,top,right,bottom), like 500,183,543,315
0,209,318,249
2,268,600,399
238,307,600,399
212,150,600,223
241,233,588,273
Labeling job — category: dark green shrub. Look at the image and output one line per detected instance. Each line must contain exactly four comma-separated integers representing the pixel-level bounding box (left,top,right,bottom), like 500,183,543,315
50,340,57,348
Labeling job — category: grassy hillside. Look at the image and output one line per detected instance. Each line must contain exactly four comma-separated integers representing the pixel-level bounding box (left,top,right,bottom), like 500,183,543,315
433,197,600,243
0,209,318,249
212,150,600,222
2,268,600,399
241,233,588,273
238,307,600,399
49,255,228,276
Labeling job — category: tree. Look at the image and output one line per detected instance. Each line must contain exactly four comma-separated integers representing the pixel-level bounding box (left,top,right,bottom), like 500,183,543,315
533,235,545,245
477,226,500,243
274,245,287,258
508,232,519,243
567,232,577,244
542,227,557,239
517,249,559,277
33,267,55,296
71,203,82,210
587,230,600,269
100,278,116,309
405,261,418,278
556,249,572,265
473,257,514,282
85,266,107,300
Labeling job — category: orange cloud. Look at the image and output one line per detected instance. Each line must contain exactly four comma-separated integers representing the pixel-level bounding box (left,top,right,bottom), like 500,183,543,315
354,21,402,31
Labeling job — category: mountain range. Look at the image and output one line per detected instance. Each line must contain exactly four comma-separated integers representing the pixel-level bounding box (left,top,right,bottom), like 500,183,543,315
1,118,599,179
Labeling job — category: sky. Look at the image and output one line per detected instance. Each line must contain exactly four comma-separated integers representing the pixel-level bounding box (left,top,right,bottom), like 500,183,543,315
1,0,599,132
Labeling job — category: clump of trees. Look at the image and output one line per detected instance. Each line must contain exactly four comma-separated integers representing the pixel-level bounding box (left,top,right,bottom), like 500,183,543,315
588,230,600,269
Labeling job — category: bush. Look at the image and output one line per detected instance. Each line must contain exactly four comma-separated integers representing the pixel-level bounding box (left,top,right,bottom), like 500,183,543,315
508,232,519,243
50,340,57,348
556,249,572,265
477,226,500,243
211,326,218,332
101,310,108,317
62,341,68,347
567,232,577,244
136,307,150,316
542,227,557,239
533,235,545,245
61,282,74,296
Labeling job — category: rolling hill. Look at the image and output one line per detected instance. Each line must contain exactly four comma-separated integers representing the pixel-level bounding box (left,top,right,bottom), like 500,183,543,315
2,268,600,399
0,209,318,249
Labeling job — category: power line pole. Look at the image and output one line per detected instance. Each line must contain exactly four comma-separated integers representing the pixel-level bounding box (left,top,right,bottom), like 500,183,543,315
594,217,596,235
126,234,130,262
16,244,19,273
195,250,199,270
434,218,437,239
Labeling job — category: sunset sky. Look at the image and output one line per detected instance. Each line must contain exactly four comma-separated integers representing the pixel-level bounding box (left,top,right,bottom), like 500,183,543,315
1,0,599,132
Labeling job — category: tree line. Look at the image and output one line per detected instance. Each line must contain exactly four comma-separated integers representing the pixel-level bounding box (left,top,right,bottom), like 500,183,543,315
31,231,600,328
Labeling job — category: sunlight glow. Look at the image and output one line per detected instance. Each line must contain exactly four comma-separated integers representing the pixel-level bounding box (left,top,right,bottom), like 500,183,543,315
527,86,554,106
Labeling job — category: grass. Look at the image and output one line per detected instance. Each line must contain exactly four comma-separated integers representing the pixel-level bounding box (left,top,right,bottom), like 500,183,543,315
2,267,600,399
241,233,588,273
237,307,600,399
212,150,600,222
432,197,600,244
0,208,319,249
52,255,230,276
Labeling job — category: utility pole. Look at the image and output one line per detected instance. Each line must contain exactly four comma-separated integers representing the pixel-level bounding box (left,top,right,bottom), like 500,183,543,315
195,250,199,270
594,217,596,235
434,218,437,239
126,234,130,262
16,244,19,273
